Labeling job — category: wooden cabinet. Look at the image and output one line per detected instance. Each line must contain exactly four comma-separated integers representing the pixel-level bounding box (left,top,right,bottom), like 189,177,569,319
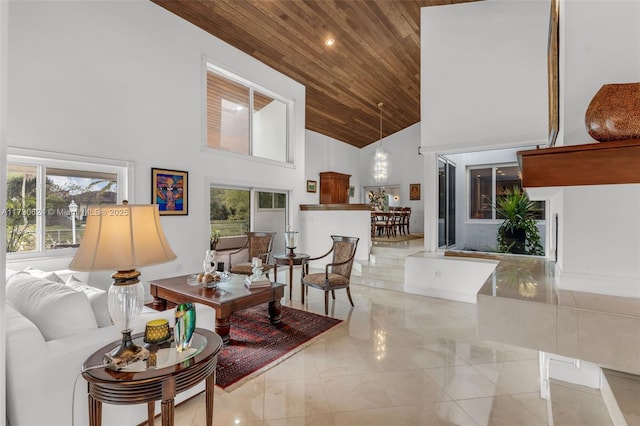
319,172,351,204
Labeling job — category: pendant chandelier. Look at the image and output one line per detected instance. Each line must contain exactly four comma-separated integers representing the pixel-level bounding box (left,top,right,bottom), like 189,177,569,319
371,102,391,184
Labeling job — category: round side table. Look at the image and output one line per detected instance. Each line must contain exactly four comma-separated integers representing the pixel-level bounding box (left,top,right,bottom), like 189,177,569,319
272,253,310,300
82,328,222,426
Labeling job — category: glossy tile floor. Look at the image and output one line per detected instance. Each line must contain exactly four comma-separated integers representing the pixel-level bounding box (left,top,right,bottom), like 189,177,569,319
172,241,612,426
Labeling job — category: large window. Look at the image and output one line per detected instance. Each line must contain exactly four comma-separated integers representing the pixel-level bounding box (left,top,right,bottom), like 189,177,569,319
468,164,544,221
206,64,289,163
6,152,127,255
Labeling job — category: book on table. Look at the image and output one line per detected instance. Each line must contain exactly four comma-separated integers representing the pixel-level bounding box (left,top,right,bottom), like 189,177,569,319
244,276,271,288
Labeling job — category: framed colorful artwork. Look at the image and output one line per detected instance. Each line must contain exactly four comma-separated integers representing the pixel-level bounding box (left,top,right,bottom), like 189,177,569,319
409,183,420,201
151,168,188,215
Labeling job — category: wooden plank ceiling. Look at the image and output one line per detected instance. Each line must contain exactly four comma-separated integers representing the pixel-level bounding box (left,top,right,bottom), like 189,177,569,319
153,0,477,148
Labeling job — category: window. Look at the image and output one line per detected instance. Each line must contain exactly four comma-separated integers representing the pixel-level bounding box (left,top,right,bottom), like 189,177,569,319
206,64,289,163
257,191,286,210
468,164,544,220
210,187,251,237
5,151,127,256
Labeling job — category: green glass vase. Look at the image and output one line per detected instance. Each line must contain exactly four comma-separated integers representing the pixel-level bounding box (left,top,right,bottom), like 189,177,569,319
174,303,196,352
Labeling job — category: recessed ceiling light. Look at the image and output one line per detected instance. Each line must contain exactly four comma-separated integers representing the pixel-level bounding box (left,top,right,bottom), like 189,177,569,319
325,38,335,47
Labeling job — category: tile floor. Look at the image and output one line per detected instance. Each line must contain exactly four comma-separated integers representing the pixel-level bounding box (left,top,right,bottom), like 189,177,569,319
172,241,612,426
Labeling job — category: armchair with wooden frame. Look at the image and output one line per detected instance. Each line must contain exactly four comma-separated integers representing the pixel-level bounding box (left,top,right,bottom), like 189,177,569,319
300,235,359,315
227,231,275,277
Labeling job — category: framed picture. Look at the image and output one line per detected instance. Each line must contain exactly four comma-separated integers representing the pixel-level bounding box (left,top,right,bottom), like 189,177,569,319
409,183,420,201
151,168,188,215
306,180,317,193
348,186,355,197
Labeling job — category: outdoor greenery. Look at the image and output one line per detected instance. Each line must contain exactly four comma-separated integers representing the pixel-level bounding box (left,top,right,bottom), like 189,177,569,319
209,188,250,237
495,186,544,256
5,172,117,253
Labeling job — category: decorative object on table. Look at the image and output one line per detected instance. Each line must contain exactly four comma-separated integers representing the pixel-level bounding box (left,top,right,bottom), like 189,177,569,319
69,202,177,369
143,318,171,368
245,257,271,288
228,231,275,277
203,249,217,275
284,226,299,257
306,179,317,193
174,303,196,352
216,303,342,390
210,228,220,250
368,189,387,211
371,102,391,184
409,183,420,201
301,235,359,315
151,167,188,216
585,82,640,142
144,319,171,344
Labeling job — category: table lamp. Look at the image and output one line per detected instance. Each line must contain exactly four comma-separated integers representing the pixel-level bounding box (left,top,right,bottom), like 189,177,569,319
69,202,176,367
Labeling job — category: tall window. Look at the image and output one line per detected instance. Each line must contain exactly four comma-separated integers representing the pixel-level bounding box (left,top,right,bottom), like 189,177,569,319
468,164,544,221
6,152,126,255
206,64,289,163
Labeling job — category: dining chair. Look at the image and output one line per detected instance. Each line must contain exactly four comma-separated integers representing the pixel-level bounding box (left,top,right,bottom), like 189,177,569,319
301,235,359,315
374,211,393,238
402,207,411,235
228,231,275,277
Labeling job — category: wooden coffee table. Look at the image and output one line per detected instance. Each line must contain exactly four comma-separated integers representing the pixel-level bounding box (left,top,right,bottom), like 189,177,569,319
150,274,285,345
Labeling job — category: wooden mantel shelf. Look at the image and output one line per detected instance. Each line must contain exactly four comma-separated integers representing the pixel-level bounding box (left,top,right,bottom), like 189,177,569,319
517,139,640,187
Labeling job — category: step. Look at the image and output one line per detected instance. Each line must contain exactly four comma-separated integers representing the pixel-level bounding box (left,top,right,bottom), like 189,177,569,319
355,260,404,283
601,368,640,426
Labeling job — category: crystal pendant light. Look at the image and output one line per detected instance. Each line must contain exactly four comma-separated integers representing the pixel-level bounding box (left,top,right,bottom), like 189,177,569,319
371,102,391,184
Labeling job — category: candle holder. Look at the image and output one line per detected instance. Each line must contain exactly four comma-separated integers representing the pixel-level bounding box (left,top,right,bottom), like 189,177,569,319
284,229,299,257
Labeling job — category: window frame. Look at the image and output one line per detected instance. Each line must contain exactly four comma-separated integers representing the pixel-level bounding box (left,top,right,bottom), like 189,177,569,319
5,148,130,260
256,191,286,211
466,162,544,223
202,59,294,167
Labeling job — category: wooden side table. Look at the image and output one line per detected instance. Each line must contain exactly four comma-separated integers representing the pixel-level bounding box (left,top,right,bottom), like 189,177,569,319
82,328,222,426
272,253,310,300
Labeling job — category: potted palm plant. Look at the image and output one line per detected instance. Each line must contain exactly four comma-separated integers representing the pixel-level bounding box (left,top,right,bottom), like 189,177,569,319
495,186,543,255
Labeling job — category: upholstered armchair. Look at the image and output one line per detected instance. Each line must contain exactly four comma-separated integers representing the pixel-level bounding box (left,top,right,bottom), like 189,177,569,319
228,231,275,277
301,235,359,315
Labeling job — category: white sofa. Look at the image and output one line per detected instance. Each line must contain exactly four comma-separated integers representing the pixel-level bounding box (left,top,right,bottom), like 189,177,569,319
5,267,216,426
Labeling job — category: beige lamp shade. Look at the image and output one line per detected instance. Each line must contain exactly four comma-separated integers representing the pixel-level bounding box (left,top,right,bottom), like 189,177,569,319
69,204,176,271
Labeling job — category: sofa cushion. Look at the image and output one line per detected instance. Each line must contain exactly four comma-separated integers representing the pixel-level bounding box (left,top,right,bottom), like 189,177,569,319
6,272,98,340
65,275,112,327
21,266,65,284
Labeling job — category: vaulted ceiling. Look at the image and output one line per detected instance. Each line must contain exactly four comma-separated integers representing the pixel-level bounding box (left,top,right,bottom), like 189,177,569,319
153,0,477,148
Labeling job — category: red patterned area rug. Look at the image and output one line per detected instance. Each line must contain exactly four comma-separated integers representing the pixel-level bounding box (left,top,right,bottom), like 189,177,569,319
216,304,342,391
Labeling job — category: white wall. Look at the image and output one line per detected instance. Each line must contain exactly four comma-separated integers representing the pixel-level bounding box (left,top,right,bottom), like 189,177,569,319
359,123,425,232
421,0,550,251
419,0,640,297
553,0,640,297
7,1,305,285
304,129,361,204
